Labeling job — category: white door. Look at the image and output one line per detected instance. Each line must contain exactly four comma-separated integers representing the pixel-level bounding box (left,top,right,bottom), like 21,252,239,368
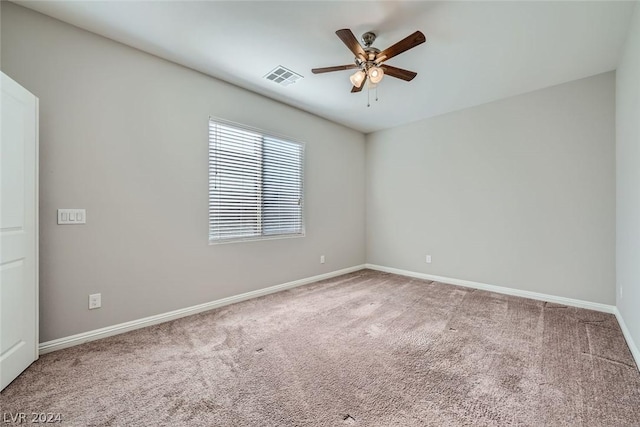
0,72,39,391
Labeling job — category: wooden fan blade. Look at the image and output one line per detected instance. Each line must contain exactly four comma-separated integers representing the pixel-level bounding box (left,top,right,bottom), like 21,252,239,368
336,29,367,61
376,31,426,63
312,64,358,74
351,76,367,93
380,64,417,81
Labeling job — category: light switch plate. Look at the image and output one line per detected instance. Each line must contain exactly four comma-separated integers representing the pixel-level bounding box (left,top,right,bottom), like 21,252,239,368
58,209,86,224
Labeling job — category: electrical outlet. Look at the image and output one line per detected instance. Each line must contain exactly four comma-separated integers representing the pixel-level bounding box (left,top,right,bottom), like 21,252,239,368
89,293,101,310
426,255,432,264
320,255,325,264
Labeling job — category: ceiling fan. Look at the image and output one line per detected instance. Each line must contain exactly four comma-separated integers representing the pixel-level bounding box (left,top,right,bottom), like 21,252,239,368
312,29,426,93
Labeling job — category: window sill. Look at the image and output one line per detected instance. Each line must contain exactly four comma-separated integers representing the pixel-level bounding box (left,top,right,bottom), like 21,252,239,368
208,232,305,246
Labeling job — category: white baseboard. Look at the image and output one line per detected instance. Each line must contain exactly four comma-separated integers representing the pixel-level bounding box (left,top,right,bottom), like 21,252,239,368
613,307,640,370
41,262,634,368
365,264,616,314
367,263,639,371
39,264,366,354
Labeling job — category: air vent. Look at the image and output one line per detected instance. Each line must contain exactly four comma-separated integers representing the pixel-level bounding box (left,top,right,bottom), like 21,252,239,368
264,66,303,87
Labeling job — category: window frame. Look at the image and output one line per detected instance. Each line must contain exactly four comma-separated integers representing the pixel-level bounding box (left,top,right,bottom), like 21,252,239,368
208,117,305,245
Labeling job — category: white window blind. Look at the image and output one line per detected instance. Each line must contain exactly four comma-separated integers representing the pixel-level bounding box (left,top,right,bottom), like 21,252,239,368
208,119,304,243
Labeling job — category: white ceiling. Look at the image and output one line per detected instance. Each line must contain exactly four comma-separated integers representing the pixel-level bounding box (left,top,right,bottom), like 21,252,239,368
15,1,636,133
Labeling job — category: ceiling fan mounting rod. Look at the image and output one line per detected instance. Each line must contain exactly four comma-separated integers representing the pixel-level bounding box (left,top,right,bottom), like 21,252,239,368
361,31,376,48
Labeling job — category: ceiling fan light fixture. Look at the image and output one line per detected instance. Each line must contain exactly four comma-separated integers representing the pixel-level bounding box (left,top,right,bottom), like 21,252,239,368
313,28,425,97
350,70,366,88
368,66,384,84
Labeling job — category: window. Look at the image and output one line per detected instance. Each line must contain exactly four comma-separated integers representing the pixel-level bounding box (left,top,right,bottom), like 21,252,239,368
208,118,304,243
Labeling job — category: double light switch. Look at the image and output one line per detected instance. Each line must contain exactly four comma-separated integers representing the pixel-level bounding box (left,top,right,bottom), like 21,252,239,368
58,209,86,224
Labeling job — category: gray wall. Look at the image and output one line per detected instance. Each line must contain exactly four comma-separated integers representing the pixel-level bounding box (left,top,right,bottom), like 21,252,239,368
366,72,616,304
0,2,623,344
617,2,640,352
1,3,366,342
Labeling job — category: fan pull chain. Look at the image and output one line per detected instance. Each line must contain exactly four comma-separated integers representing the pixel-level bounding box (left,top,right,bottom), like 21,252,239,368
367,85,370,108
376,86,379,102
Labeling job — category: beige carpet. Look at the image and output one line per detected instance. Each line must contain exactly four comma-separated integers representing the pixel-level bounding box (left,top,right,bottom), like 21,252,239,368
2,269,639,426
